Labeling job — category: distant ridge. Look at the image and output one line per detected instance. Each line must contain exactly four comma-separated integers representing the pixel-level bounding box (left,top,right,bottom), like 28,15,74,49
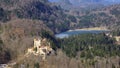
49,0,120,10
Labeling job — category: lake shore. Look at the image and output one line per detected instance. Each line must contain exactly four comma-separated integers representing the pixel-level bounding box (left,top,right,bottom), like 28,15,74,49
68,27,109,32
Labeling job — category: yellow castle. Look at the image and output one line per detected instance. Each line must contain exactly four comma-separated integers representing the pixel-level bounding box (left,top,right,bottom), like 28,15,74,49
26,37,53,60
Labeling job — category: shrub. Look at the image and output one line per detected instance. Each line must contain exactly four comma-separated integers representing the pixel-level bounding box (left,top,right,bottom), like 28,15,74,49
34,63,40,68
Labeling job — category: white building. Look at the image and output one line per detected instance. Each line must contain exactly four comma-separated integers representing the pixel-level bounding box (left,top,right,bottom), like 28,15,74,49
34,37,42,50
114,36,120,42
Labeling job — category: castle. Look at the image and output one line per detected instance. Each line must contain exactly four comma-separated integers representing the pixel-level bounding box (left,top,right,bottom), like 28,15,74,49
26,37,53,59
33,37,42,52
114,36,120,42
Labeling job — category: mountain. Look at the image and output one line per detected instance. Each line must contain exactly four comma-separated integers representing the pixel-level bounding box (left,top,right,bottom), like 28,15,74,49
72,4,120,30
49,0,72,10
0,0,76,33
0,0,77,64
1,0,120,33
1,0,120,36
49,0,120,10
0,18,53,63
0,0,57,64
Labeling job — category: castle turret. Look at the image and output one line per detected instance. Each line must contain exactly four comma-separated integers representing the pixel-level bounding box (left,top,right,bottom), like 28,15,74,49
34,38,42,49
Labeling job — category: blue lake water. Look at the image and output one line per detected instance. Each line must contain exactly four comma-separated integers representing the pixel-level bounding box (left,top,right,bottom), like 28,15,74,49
55,30,109,38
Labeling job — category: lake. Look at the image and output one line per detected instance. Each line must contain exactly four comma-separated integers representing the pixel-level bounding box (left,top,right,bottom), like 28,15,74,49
55,30,109,38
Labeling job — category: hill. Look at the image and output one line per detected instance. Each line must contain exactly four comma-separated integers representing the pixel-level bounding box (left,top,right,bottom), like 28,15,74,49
49,0,120,10
47,0,120,30
0,0,68,64
74,4,120,30
0,18,53,63
0,0,77,33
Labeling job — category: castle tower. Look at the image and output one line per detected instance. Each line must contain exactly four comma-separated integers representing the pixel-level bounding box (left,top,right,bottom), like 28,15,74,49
34,37,42,49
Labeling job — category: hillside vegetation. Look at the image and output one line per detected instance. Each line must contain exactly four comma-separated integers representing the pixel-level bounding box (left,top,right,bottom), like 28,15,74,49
1,0,120,32
60,33,120,58
0,0,77,33
73,4,120,30
0,19,54,64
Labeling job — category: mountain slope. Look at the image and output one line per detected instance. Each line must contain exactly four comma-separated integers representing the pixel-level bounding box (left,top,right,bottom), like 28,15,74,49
49,0,120,10
0,0,74,33
1,0,120,32
74,4,120,30
0,0,67,63
0,19,53,63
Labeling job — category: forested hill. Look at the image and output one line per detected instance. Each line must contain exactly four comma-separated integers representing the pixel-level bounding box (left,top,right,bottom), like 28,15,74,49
0,0,78,64
74,4,120,30
1,0,120,33
0,0,62,64
49,0,120,10
0,0,76,33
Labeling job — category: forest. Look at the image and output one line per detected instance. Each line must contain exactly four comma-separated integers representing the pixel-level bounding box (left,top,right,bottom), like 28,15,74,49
60,33,120,59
